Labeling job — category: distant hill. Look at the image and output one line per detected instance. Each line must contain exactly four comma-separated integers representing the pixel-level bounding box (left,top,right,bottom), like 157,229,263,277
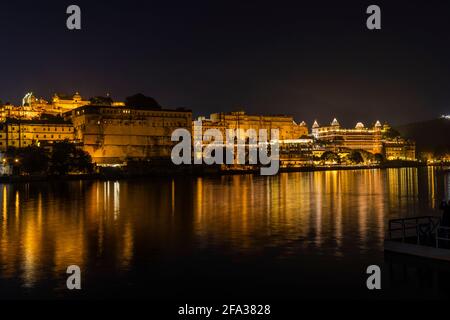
395,117,450,155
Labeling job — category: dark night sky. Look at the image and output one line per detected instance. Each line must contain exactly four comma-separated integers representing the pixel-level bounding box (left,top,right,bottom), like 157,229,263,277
1,0,450,126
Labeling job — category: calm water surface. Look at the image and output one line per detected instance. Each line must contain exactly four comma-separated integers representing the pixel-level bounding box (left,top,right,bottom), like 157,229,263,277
1,167,450,300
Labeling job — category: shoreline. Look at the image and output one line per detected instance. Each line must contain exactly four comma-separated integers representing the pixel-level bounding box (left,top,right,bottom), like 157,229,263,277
1,162,448,184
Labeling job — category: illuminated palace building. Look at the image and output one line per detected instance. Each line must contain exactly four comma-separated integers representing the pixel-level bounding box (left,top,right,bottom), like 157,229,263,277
196,111,309,140
0,89,417,165
0,118,74,151
195,111,312,168
0,92,193,165
0,92,125,121
312,118,416,160
68,105,192,164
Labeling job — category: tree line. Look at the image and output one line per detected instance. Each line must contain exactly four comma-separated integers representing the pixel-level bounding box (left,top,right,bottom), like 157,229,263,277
318,150,384,164
2,140,93,175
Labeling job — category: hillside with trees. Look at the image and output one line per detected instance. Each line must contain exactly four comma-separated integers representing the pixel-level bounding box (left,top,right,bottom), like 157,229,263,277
395,117,450,158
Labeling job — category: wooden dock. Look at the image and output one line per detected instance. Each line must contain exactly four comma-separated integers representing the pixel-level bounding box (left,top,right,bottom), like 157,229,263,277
385,215,450,262
384,240,450,262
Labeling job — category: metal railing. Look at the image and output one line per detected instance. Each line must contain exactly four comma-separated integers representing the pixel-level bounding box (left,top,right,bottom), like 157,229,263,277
387,215,450,248
387,216,440,245
436,226,450,248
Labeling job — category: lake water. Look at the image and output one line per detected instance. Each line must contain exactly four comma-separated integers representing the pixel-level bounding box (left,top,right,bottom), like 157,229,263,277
1,167,449,300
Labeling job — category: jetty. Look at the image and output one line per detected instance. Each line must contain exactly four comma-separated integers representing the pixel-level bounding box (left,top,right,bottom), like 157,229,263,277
384,216,450,261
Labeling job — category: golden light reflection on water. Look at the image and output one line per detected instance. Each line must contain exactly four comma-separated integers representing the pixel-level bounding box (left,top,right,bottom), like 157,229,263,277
0,181,135,289
187,168,442,256
0,167,448,290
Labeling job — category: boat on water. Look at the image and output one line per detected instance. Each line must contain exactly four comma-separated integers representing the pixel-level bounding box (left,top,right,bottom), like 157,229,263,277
384,216,450,261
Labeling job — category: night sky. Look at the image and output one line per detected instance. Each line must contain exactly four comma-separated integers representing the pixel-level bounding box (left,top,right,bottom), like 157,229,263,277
1,0,450,126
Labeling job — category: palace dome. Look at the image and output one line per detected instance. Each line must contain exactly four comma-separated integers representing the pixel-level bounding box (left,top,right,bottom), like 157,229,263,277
73,92,82,101
331,118,340,126
355,122,365,129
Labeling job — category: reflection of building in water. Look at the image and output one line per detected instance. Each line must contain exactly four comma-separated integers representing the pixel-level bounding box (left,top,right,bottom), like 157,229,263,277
0,181,137,289
0,185,13,279
386,168,419,215
427,166,437,209
113,181,120,220
96,181,133,268
418,169,448,205
191,170,388,254
3,169,448,295
444,172,450,201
